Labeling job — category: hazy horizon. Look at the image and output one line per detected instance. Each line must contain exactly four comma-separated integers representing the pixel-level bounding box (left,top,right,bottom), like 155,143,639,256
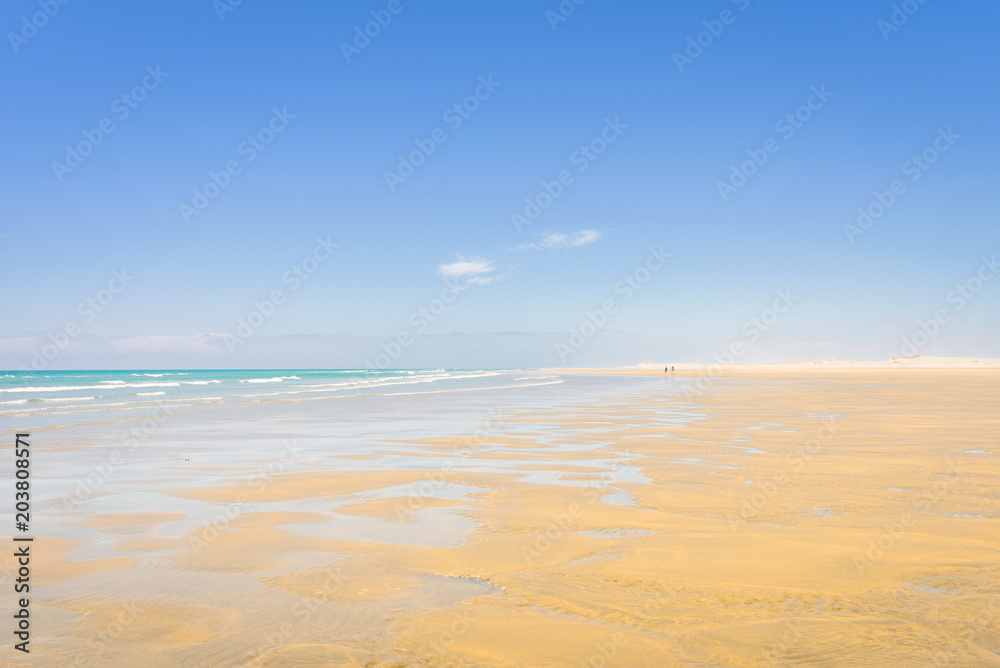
3,1,998,370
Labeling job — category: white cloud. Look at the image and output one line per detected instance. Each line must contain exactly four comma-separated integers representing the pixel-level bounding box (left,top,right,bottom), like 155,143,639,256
516,228,602,251
107,334,229,353
438,254,496,280
0,336,41,352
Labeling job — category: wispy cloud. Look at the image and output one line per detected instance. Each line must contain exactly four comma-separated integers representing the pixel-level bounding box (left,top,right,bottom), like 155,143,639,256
107,334,229,353
437,254,501,285
516,228,602,251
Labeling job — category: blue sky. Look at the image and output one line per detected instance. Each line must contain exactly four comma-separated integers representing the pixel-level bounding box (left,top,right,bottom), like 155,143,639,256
1,0,998,369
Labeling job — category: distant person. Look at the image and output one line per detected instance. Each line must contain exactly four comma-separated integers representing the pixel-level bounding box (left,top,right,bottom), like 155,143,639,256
671,366,675,373
664,366,668,374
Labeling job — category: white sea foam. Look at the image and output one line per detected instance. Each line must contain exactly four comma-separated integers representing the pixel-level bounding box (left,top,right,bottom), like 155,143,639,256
240,376,301,383
0,382,180,393
41,396,97,402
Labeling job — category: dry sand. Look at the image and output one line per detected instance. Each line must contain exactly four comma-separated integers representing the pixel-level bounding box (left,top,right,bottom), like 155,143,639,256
7,366,1000,666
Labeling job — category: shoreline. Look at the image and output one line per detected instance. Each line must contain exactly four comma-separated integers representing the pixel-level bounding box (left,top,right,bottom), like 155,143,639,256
553,356,1000,376
10,369,1000,665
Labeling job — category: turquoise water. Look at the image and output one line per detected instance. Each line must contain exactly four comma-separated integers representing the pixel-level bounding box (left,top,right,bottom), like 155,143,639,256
0,369,560,420
4,370,699,568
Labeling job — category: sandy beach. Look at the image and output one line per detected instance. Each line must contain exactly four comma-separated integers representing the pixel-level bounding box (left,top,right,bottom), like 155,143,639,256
3,365,999,666
7,0,998,663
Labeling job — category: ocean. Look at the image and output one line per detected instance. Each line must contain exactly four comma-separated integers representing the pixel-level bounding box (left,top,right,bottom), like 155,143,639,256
0,368,567,424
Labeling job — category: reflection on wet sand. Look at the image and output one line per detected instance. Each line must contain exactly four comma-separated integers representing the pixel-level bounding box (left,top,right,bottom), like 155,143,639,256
7,370,1000,666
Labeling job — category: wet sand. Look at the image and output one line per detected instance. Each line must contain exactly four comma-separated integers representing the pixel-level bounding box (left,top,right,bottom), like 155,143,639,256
4,369,1000,666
